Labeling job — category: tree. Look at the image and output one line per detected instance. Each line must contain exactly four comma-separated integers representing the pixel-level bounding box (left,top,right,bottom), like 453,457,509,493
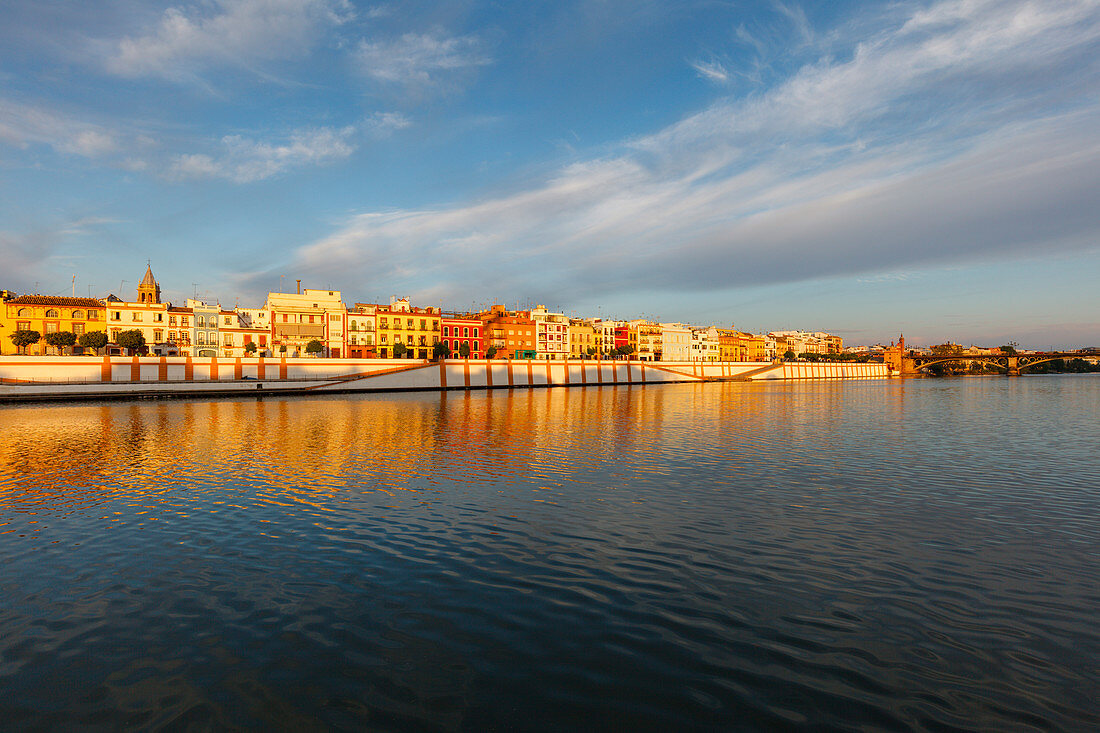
393,342,408,358
586,346,597,358
783,349,796,361
116,329,146,354
433,341,451,360
486,345,498,358
279,344,288,354
44,331,77,354
1000,342,1018,356
245,342,258,355
9,329,40,355
305,339,323,355
78,330,108,355
458,342,471,358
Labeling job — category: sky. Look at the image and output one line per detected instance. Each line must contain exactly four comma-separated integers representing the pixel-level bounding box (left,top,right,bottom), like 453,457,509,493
2,0,1099,348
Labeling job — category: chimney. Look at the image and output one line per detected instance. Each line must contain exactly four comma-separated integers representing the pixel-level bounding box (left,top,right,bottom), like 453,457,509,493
296,279,301,295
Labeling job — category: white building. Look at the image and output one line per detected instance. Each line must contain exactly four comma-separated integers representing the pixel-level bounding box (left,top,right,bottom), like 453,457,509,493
660,323,692,361
530,305,569,360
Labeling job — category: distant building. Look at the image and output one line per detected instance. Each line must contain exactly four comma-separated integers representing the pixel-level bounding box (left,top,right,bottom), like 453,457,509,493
441,315,483,358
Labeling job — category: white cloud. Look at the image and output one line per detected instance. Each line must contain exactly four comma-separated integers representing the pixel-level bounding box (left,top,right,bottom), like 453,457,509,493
169,125,356,182
255,0,1100,306
363,111,412,138
0,97,119,158
105,0,353,81
691,59,729,83
354,30,489,90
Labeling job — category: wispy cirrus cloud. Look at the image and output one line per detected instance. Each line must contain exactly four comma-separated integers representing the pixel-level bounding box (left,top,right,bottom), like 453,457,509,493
0,98,121,157
169,125,357,183
103,0,353,82
354,30,490,92
241,0,1100,307
691,58,729,83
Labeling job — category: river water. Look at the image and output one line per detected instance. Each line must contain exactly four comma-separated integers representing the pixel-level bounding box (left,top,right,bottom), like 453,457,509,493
1,377,1097,730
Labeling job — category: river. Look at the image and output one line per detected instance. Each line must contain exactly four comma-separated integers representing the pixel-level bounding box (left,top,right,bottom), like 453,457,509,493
1,377,1097,730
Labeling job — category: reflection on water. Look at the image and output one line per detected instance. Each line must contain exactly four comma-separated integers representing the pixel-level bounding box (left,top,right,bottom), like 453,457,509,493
1,379,1099,730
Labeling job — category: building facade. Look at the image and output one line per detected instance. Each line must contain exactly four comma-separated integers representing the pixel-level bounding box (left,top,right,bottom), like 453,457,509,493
1,296,106,355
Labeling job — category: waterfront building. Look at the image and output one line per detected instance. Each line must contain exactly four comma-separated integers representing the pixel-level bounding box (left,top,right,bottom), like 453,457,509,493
441,315,483,358
739,332,768,362
478,305,536,359
167,306,193,354
104,266,174,355
217,311,270,357
569,321,597,358
346,304,377,358
626,320,662,361
1,295,107,355
691,328,719,361
660,323,692,361
373,297,441,359
530,305,569,360
187,299,220,358
265,288,347,357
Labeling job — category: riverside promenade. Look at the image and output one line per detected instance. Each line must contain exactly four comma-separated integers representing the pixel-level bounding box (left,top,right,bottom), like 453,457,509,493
0,355,891,401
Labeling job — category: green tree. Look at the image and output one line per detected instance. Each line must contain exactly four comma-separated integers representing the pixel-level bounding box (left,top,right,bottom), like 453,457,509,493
433,341,451,360
279,344,288,354
458,342,471,358
586,346,597,358
9,329,40,355
1000,342,1018,356
305,339,323,355
78,330,108,355
393,342,408,358
116,329,146,354
244,342,258,355
783,349,796,361
44,331,77,354
486,345,498,359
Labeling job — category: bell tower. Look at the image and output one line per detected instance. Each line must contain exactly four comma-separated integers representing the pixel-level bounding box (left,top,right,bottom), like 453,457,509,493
137,264,161,304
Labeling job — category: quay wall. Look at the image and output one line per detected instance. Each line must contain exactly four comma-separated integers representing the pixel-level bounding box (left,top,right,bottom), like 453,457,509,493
0,356,890,401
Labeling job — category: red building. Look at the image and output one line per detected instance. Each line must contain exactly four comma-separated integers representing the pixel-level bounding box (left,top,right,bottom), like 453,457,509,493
441,316,484,358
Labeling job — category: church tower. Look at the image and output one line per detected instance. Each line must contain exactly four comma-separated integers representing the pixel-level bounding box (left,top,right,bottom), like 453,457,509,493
137,264,161,304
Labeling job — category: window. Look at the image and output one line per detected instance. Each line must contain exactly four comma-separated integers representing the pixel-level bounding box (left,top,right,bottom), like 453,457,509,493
420,319,427,330
154,330,163,342
380,319,388,329
224,316,231,325
70,310,84,319
17,321,30,331
181,317,189,327
111,329,121,340
463,327,470,337
112,311,121,321
349,321,357,331
87,310,98,319
197,333,205,345
330,315,340,322
406,335,413,344
132,312,143,322
350,336,357,345
381,335,387,344
259,336,266,346
155,313,163,322
169,331,177,341
474,328,479,337
407,319,414,329
169,316,177,326
223,336,232,347
197,316,205,327
364,336,372,345
16,308,27,317
443,326,450,337
45,309,59,317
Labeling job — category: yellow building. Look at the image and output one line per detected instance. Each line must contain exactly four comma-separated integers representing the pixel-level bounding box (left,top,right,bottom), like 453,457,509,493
569,322,596,358
1,296,107,355
372,298,441,359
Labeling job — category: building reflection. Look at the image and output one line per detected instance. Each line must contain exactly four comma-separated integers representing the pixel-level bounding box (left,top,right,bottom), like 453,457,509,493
0,386,702,516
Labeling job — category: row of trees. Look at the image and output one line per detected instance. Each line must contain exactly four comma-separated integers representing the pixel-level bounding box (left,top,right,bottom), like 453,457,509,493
9,329,112,355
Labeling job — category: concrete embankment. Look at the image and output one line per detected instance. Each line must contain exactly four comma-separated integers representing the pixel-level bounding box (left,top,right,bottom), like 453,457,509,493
0,356,891,402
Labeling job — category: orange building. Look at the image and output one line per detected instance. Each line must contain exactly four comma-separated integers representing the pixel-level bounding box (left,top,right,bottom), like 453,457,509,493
478,305,536,358
1,296,107,355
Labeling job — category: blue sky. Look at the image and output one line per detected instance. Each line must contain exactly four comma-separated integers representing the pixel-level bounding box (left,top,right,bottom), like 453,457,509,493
2,0,1099,348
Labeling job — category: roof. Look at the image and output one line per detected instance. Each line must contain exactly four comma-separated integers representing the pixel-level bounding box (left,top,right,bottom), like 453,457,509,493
168,307,194,314
6,295,105,307
139,265,158,287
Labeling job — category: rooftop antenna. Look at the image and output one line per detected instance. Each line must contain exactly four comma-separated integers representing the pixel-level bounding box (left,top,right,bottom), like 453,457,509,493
193,283,198,300
119,280,127,297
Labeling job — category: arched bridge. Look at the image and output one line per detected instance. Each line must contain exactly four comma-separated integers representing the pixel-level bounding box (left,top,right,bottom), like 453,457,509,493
884,349,1092,377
